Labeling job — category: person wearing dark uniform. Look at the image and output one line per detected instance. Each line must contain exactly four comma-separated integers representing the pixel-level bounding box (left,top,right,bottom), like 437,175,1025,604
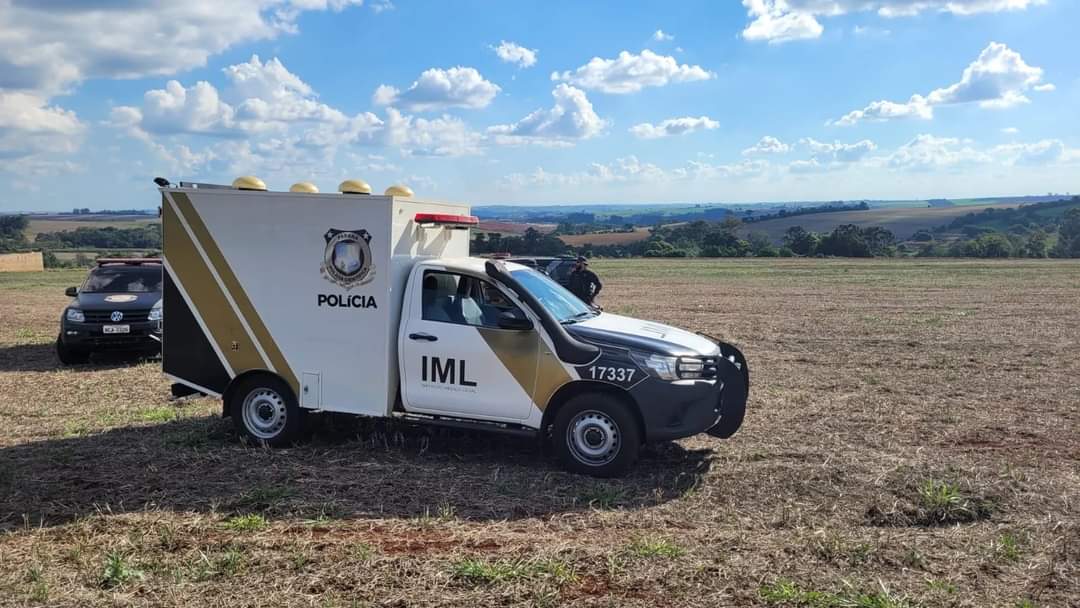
568,256,602,305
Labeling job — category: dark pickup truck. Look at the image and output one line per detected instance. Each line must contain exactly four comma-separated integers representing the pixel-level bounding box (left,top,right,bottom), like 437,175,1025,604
57,259,163,364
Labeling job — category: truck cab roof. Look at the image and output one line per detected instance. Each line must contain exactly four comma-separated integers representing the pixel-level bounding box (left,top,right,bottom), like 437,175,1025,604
417,257,530,276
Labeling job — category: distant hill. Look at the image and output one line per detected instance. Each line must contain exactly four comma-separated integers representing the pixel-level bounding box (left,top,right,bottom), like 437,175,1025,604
935,197,1080,234
742,203,1023,243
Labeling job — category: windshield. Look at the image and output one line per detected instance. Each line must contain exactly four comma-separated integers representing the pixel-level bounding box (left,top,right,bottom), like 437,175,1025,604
82,266,162,293
510,268,594,323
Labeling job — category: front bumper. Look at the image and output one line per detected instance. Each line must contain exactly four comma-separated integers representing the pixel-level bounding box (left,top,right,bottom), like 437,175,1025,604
629,341,749,442
61,320,162,351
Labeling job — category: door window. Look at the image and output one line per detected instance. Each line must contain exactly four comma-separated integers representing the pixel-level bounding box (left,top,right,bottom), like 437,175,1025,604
422,271,525,328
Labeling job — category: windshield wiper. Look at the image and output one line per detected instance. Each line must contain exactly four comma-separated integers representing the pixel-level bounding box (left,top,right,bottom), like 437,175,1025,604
561,311,594,325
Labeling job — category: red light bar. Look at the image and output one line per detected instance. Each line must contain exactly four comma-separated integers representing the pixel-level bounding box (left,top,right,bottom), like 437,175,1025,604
414,213,479,228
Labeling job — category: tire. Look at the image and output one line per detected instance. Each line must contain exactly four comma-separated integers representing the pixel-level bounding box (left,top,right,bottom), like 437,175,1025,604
552,393,640,478
229,374,305,447
55,334,90,365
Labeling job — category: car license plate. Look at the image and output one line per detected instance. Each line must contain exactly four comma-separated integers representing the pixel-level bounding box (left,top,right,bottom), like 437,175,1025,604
103,324,130,334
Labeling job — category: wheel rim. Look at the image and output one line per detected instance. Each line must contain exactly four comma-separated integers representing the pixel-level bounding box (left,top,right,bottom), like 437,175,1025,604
566,410,620,467
241,388,287,440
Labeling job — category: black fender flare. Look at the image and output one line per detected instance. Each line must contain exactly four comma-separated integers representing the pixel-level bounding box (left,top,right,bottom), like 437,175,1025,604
707,341,749,439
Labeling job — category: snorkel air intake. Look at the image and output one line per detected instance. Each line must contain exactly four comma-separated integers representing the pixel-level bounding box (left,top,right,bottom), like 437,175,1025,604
485,260,600,365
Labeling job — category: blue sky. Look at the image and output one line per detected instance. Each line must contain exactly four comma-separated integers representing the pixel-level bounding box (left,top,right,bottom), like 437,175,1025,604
1,0,1077,211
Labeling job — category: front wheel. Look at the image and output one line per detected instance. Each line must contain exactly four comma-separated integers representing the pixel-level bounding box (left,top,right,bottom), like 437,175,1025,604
229,375,305,447
55,334,90,365
552,393,640,478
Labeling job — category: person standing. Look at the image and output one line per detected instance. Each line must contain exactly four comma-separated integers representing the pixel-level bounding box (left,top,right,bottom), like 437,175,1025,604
568,256,602,305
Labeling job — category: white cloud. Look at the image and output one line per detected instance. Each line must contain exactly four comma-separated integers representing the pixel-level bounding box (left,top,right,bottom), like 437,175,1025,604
830,95,933,126
800,138,878,162
492,41,538,68
372,67,501,111
0,1,363,98
0,92,85,166
853,25,891,37
630,116,719,139
0,1,363,164
741,1,1046,43
488,84,606,146
502,156,767,189
653,30,675,42
991,139,1068,166
369,0,395,13
741,1,823,43
551,50,713,94
742,135,791,156
832,43,1051,125
925,42,1048,108
382,108,483,157
1001,127,1019,134
885,134,989,172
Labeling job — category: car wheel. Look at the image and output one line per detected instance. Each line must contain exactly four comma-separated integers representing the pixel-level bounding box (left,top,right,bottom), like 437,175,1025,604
552,393,640,478
55,334,90,365
229,375,305,447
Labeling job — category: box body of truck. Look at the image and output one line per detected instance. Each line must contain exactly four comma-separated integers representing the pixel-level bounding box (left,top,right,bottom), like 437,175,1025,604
161,186,468,417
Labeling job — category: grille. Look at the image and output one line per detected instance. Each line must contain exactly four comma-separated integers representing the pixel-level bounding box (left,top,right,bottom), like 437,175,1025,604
83,309,151,323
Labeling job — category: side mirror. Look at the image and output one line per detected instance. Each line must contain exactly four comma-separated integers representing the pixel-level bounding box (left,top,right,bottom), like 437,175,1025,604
497,310,533,331
65,286,78,297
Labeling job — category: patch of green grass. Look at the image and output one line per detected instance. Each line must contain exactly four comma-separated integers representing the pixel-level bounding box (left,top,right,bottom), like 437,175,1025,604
993,533,1022,562
26,566,48,602
759,579,911,608
139,407,178,423
191,549,245,581
352,543,376,561
916,479,991,524
578,484,627,509
925,579,956,594
450,556,576,586
1014,600,1037,608
222,513,268,532
100,551,142,589
627,536,685,559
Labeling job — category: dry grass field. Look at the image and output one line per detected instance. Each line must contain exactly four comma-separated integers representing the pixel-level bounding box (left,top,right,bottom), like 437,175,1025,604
559,227,657,247
24,217,159,241
1,260,1077,608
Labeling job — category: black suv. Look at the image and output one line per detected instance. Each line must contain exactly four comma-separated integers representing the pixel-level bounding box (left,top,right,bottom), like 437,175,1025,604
57,259,163,364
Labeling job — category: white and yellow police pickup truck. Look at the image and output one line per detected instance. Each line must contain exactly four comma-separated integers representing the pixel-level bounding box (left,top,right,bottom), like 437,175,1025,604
160,176,748,477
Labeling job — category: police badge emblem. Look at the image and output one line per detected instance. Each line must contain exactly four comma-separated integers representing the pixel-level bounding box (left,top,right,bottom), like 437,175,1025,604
321,228,375,289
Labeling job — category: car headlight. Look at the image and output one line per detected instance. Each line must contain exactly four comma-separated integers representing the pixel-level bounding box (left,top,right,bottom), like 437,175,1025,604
630,352,679,380
148,303,163,322
630,352,708,381
66,308,85,323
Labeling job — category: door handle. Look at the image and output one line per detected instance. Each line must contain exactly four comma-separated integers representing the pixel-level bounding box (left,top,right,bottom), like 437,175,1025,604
409,333,438,342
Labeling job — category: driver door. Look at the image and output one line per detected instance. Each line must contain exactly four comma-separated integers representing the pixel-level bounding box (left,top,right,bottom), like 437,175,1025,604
400,270,539,422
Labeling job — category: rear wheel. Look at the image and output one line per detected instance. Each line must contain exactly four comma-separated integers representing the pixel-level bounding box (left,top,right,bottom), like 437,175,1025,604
229,375,305,447
552,393,640,478
55,334,90,365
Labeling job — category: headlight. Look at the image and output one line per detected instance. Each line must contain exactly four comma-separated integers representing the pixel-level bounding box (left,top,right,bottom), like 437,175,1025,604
630,352,709,381
677,357,706,379
148,304,163,322
66,308,85,323
630,352,679,380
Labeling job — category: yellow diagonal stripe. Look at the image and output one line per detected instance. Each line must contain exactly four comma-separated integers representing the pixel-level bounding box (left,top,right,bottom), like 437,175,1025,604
171,192,300,395
163,196,264,375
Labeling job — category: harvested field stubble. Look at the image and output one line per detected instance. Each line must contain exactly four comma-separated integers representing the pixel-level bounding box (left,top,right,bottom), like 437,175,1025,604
0,259,1077,607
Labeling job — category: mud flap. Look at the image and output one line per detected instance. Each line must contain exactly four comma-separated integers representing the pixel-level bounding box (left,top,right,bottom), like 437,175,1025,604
707,341,749,439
